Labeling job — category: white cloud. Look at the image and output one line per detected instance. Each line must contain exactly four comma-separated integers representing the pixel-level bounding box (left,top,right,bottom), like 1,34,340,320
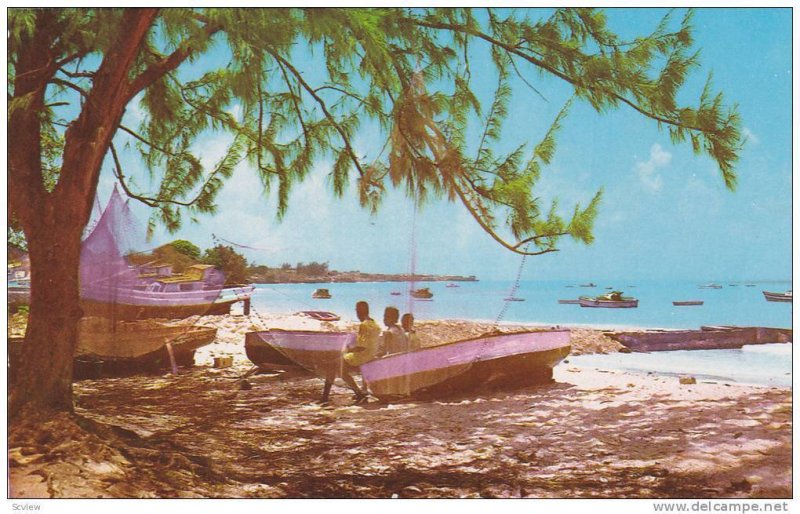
634,143,671,191
742,127,760,146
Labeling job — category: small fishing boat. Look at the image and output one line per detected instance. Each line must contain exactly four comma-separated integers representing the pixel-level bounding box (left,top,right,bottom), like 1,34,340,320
698,283,723,289
244,329,355,373
558,299,580,305
608,326,792,352
312,288,332,299
445,283,460,288
390,291,402,296
298,311,341,322
579,283,597,288
503,297,525,302
744,284,756,287
579,291,638,309
360,329,571,401
763,290,792,303
9,319,218,381
410,288,434,299
672,300,704,306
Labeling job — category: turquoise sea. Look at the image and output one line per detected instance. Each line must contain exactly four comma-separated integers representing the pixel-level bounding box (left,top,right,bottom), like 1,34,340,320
249,279,792,329
247,279,792,387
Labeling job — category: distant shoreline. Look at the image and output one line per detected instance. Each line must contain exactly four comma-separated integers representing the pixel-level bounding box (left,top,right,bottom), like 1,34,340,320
249,272,479,285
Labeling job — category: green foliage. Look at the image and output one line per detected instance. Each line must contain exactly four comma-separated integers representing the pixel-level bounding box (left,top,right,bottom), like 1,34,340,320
168,239,201,260
296,261,329,276
8,7,744,258
202,244,249,284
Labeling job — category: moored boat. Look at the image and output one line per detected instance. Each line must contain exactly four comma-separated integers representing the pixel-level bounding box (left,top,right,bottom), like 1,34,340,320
390,291,402,296
579,292,638,309
763,290,792,303
698,283,723,289
410,288,434,299
503,297,525,302
360,329,571,401
672,300,704,306
579,283,597,288
445,283,460,288
558,299,580,305
312,288,332,299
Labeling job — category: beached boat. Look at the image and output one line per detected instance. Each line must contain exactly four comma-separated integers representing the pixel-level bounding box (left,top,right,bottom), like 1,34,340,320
298,311,341,322
672,300,704,306
80,189,254,320
410,288,434,299
578,292,638,309
360,329,571,401
312,288,332,299
558,299,580,305
763,290,792,303
608,326,792,352
8,319,218,381
504,297,525,302
244,329,355,373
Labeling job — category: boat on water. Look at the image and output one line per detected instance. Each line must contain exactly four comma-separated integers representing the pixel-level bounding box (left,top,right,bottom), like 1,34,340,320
298,311,341,322
558,299,580,305
579,283,597,288
745,284,756,287
445,283,460,288
579,291,638,308
245,329,571,401
312,288,332,299
8,318,217,381
698,283,723,289
673,300,704,306
763,290,792,303
504,297,525,302
410,288,434,299
360,329,571,401
390,291,402,296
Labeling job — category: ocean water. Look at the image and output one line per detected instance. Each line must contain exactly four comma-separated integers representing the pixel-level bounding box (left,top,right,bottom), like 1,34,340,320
247,279,792,387
249,279,792,329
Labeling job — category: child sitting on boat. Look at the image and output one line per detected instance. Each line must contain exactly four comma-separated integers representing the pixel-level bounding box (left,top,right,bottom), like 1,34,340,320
382,306,409,355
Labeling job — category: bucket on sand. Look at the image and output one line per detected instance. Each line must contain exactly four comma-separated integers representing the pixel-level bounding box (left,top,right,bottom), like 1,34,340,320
214,356,233,368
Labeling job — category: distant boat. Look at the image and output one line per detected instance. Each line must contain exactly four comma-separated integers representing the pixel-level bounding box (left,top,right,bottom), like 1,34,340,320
360,329,572,401
579,292,638,309
604,287,613,290
744,284,756,287
672,300,704,306
698,284,723,289
565,285,575,288
298,311,341,322
312,288,332,299
558,299,581,305
763,290,792,303
445,283,460,288
503,297,525,302
728,284,738,287
579,283,597,288
390,291,402,296
410,288,434,299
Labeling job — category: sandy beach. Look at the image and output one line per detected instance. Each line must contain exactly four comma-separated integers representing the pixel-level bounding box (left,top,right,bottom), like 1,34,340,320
8,312,792,498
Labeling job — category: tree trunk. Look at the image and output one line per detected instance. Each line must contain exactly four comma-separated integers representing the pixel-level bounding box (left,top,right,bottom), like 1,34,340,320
9,220,84,416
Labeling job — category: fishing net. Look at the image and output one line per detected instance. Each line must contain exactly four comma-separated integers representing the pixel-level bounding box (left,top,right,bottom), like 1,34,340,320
75,186,226,377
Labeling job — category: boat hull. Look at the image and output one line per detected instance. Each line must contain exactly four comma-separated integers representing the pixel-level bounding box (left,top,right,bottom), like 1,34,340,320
360,330,571,401
607,326,792,352
763,291,792,303
578,297,638,308
672,301,704,306
245,330,356,375
8,323,217,381
81,298,242,320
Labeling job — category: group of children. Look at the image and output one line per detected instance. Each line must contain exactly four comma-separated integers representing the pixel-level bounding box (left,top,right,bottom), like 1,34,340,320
320,300,420,405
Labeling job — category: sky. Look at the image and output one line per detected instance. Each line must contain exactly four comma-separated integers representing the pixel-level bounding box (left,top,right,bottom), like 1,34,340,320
94,7,794,283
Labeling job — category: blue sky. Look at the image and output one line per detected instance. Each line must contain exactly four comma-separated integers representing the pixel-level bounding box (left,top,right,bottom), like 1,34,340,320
97,8,793,282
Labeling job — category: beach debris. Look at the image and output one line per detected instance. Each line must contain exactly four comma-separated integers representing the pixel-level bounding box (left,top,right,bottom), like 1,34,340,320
213,356,233,368
679,376,697,385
